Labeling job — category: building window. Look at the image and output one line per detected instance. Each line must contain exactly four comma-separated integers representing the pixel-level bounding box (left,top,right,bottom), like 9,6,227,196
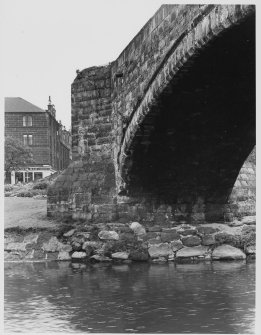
23,116,32,126
34,172,43,181
15,172,24,183
23,134,33,146
24,172,33,183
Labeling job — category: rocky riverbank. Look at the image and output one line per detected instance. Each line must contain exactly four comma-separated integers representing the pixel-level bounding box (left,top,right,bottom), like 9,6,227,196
4,218,256,263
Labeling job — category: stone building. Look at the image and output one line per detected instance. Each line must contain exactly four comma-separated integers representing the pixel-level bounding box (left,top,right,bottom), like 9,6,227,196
5,97,71,184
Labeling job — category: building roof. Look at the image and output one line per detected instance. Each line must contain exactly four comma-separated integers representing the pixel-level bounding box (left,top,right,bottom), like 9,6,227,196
5,97,46,113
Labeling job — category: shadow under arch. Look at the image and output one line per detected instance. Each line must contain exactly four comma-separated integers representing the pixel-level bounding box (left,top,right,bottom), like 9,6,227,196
119,12,255,223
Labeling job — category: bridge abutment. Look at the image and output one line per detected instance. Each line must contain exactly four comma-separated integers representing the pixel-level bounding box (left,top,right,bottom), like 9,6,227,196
48,65,118,221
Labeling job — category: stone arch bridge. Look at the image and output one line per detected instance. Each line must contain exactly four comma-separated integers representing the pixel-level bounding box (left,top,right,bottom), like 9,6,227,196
48,5,255,226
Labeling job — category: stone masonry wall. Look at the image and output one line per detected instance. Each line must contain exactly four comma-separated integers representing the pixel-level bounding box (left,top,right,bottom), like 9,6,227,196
47,5,255,225
111,5,254,190
48,65,117,221
227,147,256,221
4,221,256,263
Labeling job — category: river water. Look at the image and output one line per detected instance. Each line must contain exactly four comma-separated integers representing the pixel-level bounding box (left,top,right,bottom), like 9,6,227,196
4,260,255,333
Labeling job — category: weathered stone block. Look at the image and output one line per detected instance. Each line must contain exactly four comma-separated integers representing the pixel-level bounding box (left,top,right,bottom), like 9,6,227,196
181,235,201,247
71,251,87,259
201,234,215,246
170,240,184,252
58,251,71,261
147,237,162,245
111,252,129,260
179,228,198,236
130,222,146,235
212,245,246,260
148,243,172,259
5,242,26,251
161,231,180,242
176,246,209,258
98,230,119,241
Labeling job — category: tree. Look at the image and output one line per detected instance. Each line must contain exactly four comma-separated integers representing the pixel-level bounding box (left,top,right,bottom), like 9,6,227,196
5,136,35,174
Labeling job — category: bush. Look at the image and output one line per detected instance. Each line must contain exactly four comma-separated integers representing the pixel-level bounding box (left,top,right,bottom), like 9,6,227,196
4,184,14,192
16,191,34,197
241,231,256,249
32,180,49,190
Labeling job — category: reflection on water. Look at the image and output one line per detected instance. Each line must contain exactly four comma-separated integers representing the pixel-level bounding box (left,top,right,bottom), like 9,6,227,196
5,261,255,333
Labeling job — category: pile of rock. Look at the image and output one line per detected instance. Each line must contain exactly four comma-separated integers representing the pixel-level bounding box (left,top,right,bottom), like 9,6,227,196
4,220,256,263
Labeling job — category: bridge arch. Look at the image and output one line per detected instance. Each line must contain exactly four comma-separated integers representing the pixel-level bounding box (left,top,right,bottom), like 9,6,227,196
116,6,255,223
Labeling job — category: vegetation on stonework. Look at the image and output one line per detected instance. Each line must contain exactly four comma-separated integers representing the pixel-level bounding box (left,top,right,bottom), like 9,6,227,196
213,230,255,250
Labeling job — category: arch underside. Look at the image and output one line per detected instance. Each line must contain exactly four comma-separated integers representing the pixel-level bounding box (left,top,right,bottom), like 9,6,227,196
121,14,255,223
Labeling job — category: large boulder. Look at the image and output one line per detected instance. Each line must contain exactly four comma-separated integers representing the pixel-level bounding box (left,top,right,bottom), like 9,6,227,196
71,251,87,259
170,240,184,252
58,251,71,261
160,230,180,242
23,234,39,244
98,230,119,241
57,243,72,252
181,235,201,247
5,242,26,251
201,234,215,246
42,236,60,252
111,252,129,260
178,228,197,236
129,222,146,236
176,246,209,258
148,243,172,259
212,245,246,260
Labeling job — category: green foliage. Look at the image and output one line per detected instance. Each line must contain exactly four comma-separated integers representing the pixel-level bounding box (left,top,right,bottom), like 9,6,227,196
32,180,49,190
214,232,242,248
5,136,34,173
16,190,34,197
4,184,14,192
241,231,256,248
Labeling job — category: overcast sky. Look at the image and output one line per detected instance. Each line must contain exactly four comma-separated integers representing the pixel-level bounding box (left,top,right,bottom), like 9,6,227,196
0,0,183,129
